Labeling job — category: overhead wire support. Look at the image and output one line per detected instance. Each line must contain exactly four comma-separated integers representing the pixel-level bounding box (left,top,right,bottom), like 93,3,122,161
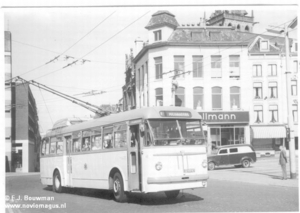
15,76,111,117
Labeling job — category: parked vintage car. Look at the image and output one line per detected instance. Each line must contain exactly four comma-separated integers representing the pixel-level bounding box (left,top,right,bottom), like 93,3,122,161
207,144,256,170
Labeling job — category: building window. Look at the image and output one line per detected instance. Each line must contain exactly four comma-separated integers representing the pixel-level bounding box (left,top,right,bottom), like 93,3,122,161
155,88,163,106
212,87,222,110
293,60,298,73
230,87,240,109
228,23,232,27
193,56,203,78
245,25,249,31
268,82,278,99
254,105,263,123
253,82,263,99
211,56,222,78
175,87,185,107
174,56,185,78
141,65,144,91
291,80,297,96
269,105,278,123
154,30,162,41
292,105,298,124
155,57,162,79
138,69,140,91
229,55,240,78
237,24,240,30
253,65,262,77
268,64,277,76
260,40,269,51
193,87,203,110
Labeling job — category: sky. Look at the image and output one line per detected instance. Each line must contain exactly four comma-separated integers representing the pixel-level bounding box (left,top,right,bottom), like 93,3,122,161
2,4,298,134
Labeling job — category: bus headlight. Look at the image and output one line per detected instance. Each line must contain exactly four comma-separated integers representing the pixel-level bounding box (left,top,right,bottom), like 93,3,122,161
155,162,162,171
202,159,207,168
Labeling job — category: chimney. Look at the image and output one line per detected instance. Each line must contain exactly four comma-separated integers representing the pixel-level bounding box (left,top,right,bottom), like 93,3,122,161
134,37,143,56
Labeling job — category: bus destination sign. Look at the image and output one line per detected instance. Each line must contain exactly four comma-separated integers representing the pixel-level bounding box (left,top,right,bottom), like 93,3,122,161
160,111,191,117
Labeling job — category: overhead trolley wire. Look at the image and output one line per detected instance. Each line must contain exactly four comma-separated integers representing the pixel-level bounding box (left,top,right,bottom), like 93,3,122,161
5,10,116,83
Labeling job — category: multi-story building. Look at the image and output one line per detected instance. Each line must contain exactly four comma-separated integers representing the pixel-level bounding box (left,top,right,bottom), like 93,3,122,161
11,82,41,172
122,48,136,111
123,10,298,155
5,31,13,172
5,31,41,172
249,34,298,154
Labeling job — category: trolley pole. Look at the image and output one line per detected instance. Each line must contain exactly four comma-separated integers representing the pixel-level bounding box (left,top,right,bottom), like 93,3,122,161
284,24,297,179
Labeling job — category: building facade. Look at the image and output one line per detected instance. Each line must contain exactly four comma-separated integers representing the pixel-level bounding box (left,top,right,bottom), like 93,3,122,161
5,31,13,172
11,82,41,172
123,11,298,155
5,31,41,172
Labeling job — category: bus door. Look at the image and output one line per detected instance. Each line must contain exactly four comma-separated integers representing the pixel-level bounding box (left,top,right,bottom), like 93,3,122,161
64,135,73,186
127,124,142,191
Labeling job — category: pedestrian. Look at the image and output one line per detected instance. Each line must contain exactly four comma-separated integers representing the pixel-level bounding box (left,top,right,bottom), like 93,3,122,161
279,145,288,180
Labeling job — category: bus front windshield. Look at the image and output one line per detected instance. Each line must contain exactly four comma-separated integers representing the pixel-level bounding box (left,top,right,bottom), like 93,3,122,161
147,119,206,146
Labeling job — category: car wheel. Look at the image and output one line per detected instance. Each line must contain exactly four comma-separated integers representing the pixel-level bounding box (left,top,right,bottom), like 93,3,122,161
208,162,215,171
165,190,180,199
242,159,250,168
53,170,63,193
112,172,127,202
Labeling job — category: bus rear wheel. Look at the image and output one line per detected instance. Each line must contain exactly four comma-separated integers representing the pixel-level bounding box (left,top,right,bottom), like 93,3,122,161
53,170,63,193
165,190,180,199
112,172,127,202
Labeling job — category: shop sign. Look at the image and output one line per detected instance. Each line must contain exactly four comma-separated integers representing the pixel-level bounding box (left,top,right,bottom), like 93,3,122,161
199,111,249,124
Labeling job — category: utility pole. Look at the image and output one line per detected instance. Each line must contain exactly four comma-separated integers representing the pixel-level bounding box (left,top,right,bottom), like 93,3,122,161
284,23,297,179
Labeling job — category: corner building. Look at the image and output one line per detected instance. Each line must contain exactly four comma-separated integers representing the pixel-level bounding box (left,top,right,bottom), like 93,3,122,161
126,10,298,155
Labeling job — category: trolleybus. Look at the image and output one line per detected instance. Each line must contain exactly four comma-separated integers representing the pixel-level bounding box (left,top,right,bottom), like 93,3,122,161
40,106,208,202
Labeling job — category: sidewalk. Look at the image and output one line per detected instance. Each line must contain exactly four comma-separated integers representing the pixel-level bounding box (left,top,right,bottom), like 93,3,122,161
208,157,299,188
5,172,40,177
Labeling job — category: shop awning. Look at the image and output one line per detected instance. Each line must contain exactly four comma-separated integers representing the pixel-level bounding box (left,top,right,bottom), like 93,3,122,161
251,126,286,139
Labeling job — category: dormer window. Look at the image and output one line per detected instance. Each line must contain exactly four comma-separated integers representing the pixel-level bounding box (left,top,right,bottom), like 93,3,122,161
192,32,203,41
260,40,269,51
154,30,162,41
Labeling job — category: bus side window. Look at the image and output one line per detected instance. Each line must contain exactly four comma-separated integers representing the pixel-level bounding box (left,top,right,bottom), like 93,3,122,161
65,137,72,154
92,135,102,150
41,138,49,155
72,139,80,152
82,137,91,151
104,133,113,149
56,138,63,154
50,137,57,154
115,131,127,148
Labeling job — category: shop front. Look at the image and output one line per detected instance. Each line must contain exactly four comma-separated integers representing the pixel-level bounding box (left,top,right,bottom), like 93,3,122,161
250,125,287,156
199,111,250,154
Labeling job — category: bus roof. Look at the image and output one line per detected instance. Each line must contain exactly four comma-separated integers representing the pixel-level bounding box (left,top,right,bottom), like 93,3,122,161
45,106,202,137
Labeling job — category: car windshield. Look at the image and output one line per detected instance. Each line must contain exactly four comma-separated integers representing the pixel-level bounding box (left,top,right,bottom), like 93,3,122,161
147,119,206,146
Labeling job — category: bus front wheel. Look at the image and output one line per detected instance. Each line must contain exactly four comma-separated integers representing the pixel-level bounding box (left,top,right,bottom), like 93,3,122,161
53,170,63,193
165,190,180,199
112,172,127,202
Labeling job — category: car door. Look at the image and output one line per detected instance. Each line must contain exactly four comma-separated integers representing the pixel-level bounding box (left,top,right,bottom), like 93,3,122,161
229,147,239,165
218,148,229,165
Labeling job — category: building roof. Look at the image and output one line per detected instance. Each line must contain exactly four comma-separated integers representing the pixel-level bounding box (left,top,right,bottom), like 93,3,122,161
168,27,254,43
145,10,179,30
133,26,292,62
